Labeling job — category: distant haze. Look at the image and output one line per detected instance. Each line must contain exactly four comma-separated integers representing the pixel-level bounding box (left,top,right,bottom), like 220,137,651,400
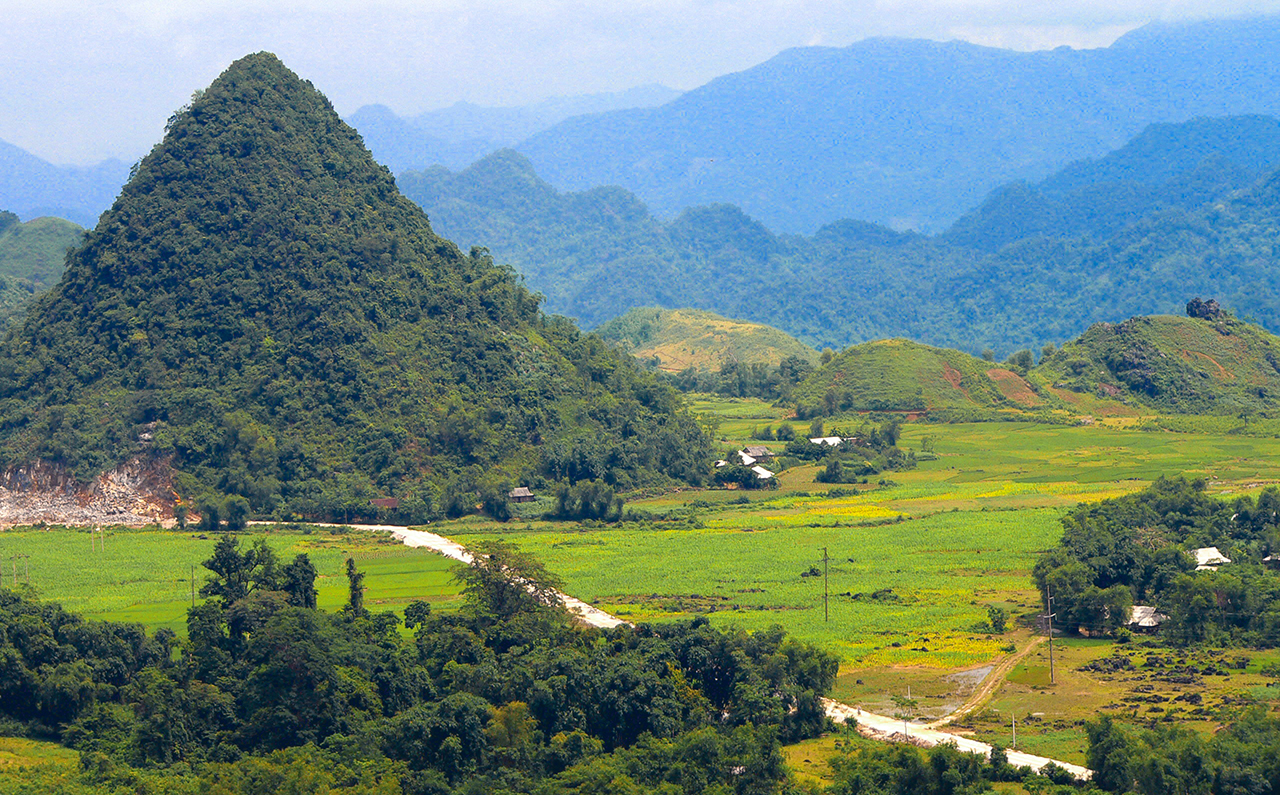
5,1,1280,165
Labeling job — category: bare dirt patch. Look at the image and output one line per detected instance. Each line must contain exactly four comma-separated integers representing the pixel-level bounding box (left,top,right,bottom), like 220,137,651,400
986,369,1042,407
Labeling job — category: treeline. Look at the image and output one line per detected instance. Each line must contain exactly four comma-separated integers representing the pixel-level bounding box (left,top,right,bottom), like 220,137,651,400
666,356,817,401
0,536,838,794
1033,477,1280,644
1085,711,1280,794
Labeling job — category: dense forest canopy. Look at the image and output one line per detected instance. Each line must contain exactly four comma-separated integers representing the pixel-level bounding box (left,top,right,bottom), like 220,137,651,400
0,53,711,523
0,537,838,794
1034,477,1280,645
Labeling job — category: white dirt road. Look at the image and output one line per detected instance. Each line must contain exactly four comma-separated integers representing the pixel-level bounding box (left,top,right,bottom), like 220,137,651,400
293,521,1091,779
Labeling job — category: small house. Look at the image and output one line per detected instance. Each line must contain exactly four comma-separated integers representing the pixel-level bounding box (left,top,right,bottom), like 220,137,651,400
743,445,774,460
509,487,535,504
1193,547,1231,571
734,450,758,466
809,436,843,447
370,497,399,510
751,465,774,480
1127,605,1167,632
1264,554,1279,569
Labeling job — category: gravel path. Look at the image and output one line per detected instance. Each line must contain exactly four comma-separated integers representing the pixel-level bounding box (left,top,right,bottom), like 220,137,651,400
299,521,1092,780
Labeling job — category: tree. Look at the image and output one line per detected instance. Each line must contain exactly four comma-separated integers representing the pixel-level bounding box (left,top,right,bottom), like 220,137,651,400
1005,349,1034,373
196,501,220,533
456,540,565,621
404,600,432,629
224,495,250,533
200,535,254,604
281,553,318,609
345,558,366,617
987,605,1008,633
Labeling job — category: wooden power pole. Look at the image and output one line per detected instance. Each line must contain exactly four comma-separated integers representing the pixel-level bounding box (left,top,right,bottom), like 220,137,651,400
1045,583,1056,685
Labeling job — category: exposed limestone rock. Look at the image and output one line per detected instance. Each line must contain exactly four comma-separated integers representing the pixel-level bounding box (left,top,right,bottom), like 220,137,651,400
0,457,175,528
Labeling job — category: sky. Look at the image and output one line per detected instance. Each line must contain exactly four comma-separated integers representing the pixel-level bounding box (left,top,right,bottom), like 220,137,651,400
5,1,1280,165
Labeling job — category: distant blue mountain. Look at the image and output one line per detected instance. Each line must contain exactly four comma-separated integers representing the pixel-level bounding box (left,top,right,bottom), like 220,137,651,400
0,140,128,228
514,16,1280,233
349,84,682,172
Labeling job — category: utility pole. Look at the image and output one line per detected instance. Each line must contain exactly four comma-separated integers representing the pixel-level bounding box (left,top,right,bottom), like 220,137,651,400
9,554,27,586
1045,582,1056,685
821,547,830,622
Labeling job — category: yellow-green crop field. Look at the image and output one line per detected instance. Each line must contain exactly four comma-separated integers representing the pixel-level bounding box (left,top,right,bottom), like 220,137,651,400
447,409,1280,671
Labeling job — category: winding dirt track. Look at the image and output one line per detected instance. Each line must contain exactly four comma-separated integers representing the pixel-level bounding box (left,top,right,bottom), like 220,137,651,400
298,522,1091,780
928,635,1047,729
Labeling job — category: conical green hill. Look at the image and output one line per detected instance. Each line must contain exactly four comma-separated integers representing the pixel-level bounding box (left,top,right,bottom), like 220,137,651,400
0,53,709,520
790,339,1011,415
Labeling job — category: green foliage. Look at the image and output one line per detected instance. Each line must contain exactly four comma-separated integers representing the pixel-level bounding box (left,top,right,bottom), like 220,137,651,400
0,55,710,522
986,604,1008,633
669,355,817,401
549,479,625,521
791,339,1009,417
0,541,837,793
0,214,84,328
1034,476,1280,644
1038,313,1280,415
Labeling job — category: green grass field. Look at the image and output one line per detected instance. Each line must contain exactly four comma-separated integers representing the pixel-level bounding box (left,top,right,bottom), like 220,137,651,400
0,526,463,634
7,399,1280,769
442,413,1280,669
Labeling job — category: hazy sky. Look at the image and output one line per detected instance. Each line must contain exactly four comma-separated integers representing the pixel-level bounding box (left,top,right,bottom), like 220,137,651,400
5,1,1280,165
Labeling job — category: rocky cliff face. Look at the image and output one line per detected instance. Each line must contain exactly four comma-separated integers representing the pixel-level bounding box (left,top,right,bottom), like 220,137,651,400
0,456,175,527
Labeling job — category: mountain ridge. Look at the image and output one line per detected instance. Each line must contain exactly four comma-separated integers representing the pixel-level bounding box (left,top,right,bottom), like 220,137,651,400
515,16,1280,233
0,53,710,524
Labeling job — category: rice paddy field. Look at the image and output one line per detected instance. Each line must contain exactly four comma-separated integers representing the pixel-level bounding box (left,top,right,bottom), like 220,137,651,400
447,405,1280,671
6,398,1280,765
0,525,463,634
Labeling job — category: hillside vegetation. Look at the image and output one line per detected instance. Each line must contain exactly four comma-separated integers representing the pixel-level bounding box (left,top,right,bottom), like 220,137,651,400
596,307,817,372
789,339,1016,417
0,210,83,327
788,310,1280,420
0,53,710,523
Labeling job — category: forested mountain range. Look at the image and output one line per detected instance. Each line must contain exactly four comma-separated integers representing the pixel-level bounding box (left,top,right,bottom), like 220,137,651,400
0,138,128,227
15,16,1280,237
404,112,1280,356
0,53,710,523
348,84,681,173
514,16,1280,233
